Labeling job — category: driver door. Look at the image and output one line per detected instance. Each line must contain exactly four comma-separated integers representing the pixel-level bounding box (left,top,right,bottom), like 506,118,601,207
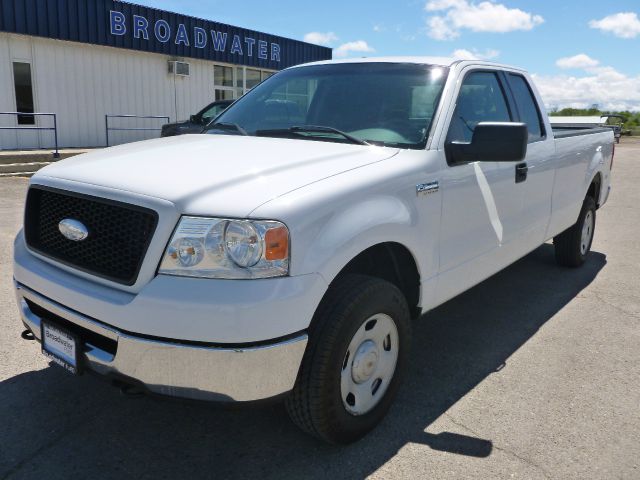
436,70,526,302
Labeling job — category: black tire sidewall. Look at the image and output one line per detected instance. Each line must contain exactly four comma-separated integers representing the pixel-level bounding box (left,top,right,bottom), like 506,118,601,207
554,195,597,267
575,197,597,263
311,277,411,443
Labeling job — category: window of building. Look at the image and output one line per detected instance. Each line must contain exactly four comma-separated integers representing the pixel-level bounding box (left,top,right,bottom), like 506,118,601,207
214,65,277,100
508,74,544,142
214,65,239,100
447,71,511,144
271,78,315,113
13,62,35,125
246,68,261,90
214,65,234,87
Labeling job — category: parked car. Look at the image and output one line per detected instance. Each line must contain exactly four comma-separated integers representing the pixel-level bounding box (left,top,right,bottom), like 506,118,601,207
14,57,613,444
160,99,233,137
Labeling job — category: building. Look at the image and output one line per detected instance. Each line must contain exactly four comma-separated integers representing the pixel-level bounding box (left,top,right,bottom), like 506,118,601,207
0,0,331,149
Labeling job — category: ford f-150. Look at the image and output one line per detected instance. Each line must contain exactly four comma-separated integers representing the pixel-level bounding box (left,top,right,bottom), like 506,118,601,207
13,57,613,444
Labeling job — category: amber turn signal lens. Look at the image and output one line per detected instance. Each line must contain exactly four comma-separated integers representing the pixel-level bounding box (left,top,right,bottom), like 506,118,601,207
265,226,289,260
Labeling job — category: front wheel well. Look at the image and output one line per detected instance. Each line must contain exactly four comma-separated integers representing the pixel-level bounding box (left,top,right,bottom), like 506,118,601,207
333,242,421,318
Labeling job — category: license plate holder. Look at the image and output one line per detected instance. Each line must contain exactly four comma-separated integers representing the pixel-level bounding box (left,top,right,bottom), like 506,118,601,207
41,320,81,375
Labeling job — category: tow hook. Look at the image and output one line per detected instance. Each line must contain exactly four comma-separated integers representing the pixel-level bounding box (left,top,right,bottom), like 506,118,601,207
115,381,146,398
21,329,35,341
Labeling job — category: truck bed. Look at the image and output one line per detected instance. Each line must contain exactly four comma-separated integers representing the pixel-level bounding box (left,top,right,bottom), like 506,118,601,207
552,126,613,139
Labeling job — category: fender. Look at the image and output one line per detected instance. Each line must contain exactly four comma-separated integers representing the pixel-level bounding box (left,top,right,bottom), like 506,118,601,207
249,150,443,308
297,194,422,286
585,141,612,206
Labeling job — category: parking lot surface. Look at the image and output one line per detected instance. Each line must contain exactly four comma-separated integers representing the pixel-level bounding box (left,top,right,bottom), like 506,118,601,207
1,140,639,479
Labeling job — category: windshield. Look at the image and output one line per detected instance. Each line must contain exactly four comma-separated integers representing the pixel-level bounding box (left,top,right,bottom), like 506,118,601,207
208,63,448,149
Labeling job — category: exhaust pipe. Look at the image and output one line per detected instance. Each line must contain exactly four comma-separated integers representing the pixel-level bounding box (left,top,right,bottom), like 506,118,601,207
21,329,35,341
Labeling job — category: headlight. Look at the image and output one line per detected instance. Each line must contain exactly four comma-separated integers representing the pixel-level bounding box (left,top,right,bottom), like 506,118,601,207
159,217,289,279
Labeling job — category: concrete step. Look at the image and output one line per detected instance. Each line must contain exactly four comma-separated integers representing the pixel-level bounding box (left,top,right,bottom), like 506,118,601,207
0,162,51,177
0,171,37,178
0,148,94,164
0,148,97,176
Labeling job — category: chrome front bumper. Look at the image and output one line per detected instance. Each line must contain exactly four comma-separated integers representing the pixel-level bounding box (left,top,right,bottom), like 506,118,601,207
15,282,308,402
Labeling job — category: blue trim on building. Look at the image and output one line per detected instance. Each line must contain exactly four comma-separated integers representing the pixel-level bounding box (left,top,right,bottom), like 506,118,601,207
0,0,332,69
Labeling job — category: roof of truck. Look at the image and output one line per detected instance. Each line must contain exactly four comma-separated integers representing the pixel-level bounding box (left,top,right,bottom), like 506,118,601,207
292,56,524,72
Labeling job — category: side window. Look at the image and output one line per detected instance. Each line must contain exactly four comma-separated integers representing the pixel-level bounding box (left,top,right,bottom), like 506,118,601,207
201,104,227,124
508,74,544,142
446,71,511,144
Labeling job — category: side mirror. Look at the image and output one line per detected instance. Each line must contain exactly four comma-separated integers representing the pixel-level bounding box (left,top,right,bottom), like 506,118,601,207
190,115,199,124
446,122,528,164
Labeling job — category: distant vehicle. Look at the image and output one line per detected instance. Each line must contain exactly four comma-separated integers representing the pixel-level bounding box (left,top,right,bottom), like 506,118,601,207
160,100,233,137
604,115,626,144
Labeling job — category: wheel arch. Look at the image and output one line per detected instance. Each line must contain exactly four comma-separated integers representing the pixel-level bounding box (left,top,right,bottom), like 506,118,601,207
587,172,602,208
322,241,422,319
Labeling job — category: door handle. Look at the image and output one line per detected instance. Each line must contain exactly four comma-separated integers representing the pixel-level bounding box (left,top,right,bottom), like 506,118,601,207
515,162,528,183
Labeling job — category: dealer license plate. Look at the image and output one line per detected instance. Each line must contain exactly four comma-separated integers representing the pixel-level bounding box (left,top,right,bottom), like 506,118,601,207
41,321,80,375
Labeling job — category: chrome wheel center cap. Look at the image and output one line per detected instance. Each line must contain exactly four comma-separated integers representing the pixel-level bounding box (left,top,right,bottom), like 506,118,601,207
351,340,379,384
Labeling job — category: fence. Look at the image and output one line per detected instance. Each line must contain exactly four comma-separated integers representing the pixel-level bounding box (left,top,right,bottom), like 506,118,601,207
0,112,60,157
105,114,170,147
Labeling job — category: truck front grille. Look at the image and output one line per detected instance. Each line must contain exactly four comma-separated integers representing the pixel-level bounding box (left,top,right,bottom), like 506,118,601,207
24,186,158,285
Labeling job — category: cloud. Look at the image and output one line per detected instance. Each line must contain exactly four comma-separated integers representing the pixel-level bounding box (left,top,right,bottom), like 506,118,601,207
334,41,375,58
533,66,640,111
425,0,544,40
451,48,500,60
428,16,460,40
556,54,600,70
589,12,640,39
303,31,338,46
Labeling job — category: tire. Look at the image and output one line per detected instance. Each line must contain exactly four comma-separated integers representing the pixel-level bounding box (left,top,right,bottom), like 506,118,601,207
285,274,411,444
554,196,596,268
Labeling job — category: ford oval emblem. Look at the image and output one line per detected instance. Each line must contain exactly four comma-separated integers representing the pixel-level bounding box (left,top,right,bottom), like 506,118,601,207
58,218,89,242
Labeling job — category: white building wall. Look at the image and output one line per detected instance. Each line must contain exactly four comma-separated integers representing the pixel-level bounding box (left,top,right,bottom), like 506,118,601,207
0,33,17,148
0,32,221,149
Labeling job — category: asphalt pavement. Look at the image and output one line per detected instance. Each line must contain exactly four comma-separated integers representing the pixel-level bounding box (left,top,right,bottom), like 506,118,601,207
0,140,638,479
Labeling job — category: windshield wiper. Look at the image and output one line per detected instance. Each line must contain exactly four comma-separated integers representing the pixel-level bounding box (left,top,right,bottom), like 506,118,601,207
255,125,369,145
205,122,249,136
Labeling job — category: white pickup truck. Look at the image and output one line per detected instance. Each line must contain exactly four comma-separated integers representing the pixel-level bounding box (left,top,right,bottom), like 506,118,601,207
13,57,613,444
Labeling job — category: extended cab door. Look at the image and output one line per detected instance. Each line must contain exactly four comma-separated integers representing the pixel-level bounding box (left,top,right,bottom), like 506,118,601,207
502,72,556,249
435,69,526,303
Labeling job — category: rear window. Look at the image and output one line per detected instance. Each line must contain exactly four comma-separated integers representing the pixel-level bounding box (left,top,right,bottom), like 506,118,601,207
508,74,545,142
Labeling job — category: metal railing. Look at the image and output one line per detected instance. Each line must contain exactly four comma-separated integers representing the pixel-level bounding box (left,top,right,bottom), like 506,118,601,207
105,114,170,147
0,112,59,158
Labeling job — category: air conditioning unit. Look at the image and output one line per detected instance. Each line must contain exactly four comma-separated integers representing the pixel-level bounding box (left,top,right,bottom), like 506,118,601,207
168,61,190,76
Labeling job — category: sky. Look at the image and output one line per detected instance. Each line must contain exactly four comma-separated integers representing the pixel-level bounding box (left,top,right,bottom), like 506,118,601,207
132,0,640,111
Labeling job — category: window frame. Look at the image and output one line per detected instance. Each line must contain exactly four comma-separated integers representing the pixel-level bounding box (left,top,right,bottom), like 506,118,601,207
502,72,547,144
444,68,514,166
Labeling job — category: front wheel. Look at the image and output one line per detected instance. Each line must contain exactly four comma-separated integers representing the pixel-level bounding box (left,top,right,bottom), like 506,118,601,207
554,196,596,267
285,274,411,444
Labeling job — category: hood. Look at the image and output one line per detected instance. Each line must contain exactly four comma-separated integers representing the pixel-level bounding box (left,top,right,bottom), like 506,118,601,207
36,134,399,217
